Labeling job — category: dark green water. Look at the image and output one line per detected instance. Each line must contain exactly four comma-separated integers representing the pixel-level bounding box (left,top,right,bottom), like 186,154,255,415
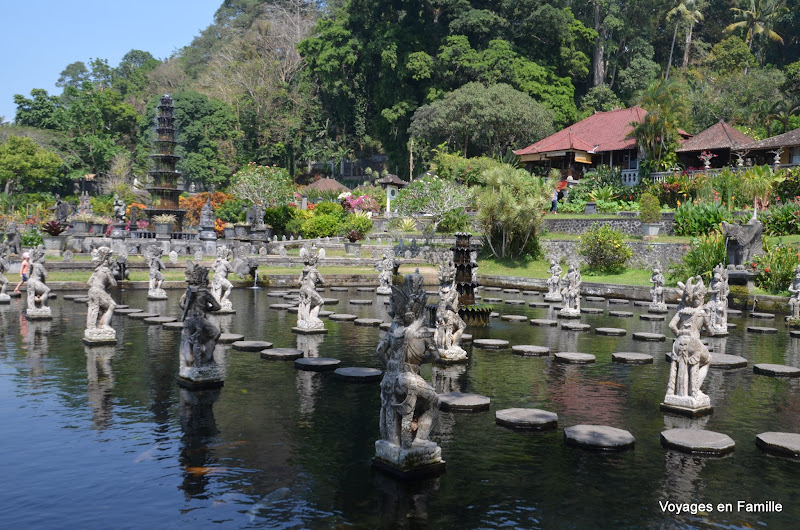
1,288,799,528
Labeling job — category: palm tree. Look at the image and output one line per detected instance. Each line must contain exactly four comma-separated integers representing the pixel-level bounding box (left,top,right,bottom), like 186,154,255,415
630,79,688,170
739,164,776,219
665,0,705,79
725,0,787,58
767,99,800,134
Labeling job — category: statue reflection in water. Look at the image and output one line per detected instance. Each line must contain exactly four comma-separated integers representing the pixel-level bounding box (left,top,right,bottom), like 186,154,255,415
373,471,440,529
24,316,51,387
296,334,324,416
178,388,221,498
85,345,115,429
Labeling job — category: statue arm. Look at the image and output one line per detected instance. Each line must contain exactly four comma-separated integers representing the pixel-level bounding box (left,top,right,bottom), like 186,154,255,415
668,312,681,336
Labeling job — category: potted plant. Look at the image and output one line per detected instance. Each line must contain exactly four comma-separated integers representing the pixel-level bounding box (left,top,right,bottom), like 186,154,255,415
90,215,110,236
69,213,94,233
344,229,364,254
152,214,177,235
639,192,662,238
222,222,236,239
41,220,67,251
234,221,251,237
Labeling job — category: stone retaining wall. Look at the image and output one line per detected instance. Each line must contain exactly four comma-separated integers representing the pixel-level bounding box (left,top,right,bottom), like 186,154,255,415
541,239,690,271
543,213,676,236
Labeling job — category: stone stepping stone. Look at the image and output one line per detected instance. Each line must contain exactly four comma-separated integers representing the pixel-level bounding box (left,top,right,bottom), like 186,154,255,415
128,312,159,320
633,332,666,342
329,313,358,321
294,357,341,371
282,294,297,300
791,330,800,338
710,354,747,369
648,307,669,314
484,297,502,303
319,310,334,317
496,408,557,430
529,302,550,308
115,305,129,309
660,429,735,455
750,312,775,319
504,299,526,305
72,297,90,303
321,298,340,305
269,303,293,310
554,352,595,364
632,301,650,307
483,287,501,292
461,333,472,342
349,299,373,305
490,312,500,318
114,307,143,314
266,291,289,297
473,338,510,349
503,288,520,294
753,364,800,377
333,367,383,382
530,318,558,327
144,316,177,325
162,321,184,330
580,307,604,315
522,290,539,296
609,311,634,318
585,296,605,302
261,348,304,360
379,322,392,331
727,309,742,316
595,327,626,336
747,326,778,334
560,322,591,332
608,299,629,305
511,345,550,357
438,392,490,412
756,432,800,458
640,314,666,321
329,287,349,291
232,341,273,352
612,352,653,364
354,318,383,327
62,294,83,300
500,314,528,322
218,333,245,343
726,323,737,329
356,286,375,292
564,425,634,451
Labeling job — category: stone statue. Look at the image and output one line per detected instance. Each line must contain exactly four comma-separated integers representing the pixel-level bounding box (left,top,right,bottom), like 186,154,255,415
295,247,325,332
146,245,168,300
374,269,444,476
246,203,265,229
200,198,215,228
112,194,126,222
5,222,22,256
84,247,118,345
79,191,92,214
26,247,52,319
375,253,394,295
722,220,763,268
663,276,713,415
211,246,235,313
51,194,71,225
0,242,9,303
434,260,467,362
559,264,581,317
704,264,729,336
649,267,666,310
544,260,563,302
788,265,800,322
110,253,129,281
178,261,223,387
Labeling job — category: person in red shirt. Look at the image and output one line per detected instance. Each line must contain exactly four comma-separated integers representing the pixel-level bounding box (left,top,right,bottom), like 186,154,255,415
14,252,30,293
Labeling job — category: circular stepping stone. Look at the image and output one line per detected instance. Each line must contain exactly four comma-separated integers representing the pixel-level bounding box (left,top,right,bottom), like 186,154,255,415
564,425,635,451
319,310,334,317
710,354,747,369
72,297,90,303
727,309,742,316
522,290,538,296
529,302,550,308
585,296,605,302
633,332,666,342
144,316,177,325
261,348,303,360
560,322,591,332
608,299,629,305
726,323,737,329
294,357,341,371
660,429,735,455
609,310,633,318
349,299,373,305
379,322,392,330
632,301,650,307
329,287,348,291
162,321,184,330
490,312,500,318
329,313,358,321
232,341,273,352
114,307,143,314
266,291,289,297
501,314,528,322
484,297,502,303
747,326,777,334
504,299,526,305
791,330,800,338
580,307,604,315
640,314,666,321
496,408,557,430
483,287,501,292
503,288,520,294
356,286,375,291
612,352,653,364
354,318,383,326
753,364,800,377
756,432,800,457
530,318,558,327
128,312,159,320
321,298,340,305
511,345,549,357
596,327,626,336
554,352,595,364
438,392,490,412
62,294,83,300
648,307,669,314
750,312,775,319
282,294,297,300
473,338,509,349
269,303,293,310
218,333,244,343
115,305,129,309
334,367,382,382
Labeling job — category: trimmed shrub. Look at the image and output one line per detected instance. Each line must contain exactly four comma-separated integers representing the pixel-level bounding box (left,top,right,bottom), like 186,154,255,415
638,193,661,223
301,214,341,238
578,224,632,273
312,201,346,221
342,213,373,237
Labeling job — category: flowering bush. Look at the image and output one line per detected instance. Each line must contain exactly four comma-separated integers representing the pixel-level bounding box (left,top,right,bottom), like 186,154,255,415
578,224,632,273
340,193,379,214
178,192,234,226
751,239,800,294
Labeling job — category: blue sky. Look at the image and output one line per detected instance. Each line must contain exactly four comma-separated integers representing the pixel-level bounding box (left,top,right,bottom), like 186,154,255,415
0,0,222,122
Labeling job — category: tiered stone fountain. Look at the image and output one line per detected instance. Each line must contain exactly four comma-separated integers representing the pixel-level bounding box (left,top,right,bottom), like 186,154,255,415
452,233,491,326
146,95,186,231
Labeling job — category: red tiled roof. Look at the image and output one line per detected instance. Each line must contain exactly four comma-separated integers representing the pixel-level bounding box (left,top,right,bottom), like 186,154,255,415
741,127,800,151
304,178,351,192
514,106,648,156
676,120,754,152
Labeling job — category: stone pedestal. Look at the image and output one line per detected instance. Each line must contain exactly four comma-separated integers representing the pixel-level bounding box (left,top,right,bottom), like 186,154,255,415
83,328,117,346
177,366,225,390
147,288,168,300
0,293,10,304
26,307,53,320
216,300,235,314
376,285,392,295
661,394,713,417
437,346,468,363
544,292,562,302
292,326,328,335
373,440,446,479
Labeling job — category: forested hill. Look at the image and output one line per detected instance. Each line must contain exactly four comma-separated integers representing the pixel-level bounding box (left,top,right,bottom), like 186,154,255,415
4,0,800,194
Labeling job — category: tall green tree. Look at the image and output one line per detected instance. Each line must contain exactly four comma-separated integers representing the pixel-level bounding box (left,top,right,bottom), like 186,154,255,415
0,135,63,195
665,0,705,79
630,78,688,171
725,0,788,58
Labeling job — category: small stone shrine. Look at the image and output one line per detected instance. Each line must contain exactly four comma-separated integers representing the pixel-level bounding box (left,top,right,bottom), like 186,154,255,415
375,252,395,295
451,233,489,326
662,276,713,416
26,247,52,319
146,245,168,300
177,261,223,389
83,247,118,346
374,270,445,478
705,264,729,336
649,267,667,311
434,260,468,362
293,246,326,334
722,220,763,268
544,260,563,302
211,246,235,313
558,264,582,318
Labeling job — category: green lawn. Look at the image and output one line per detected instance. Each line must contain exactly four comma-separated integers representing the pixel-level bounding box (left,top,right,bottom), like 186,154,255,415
477,257,653,287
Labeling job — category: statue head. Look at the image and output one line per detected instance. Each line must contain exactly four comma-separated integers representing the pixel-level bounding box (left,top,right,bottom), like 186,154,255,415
91,246,113,265
677,276,706,309
217,245,231,260
31,246,46,263
185,260,210,287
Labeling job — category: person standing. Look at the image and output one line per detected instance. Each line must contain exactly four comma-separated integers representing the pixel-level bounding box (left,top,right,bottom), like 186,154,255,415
14,252,30,293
